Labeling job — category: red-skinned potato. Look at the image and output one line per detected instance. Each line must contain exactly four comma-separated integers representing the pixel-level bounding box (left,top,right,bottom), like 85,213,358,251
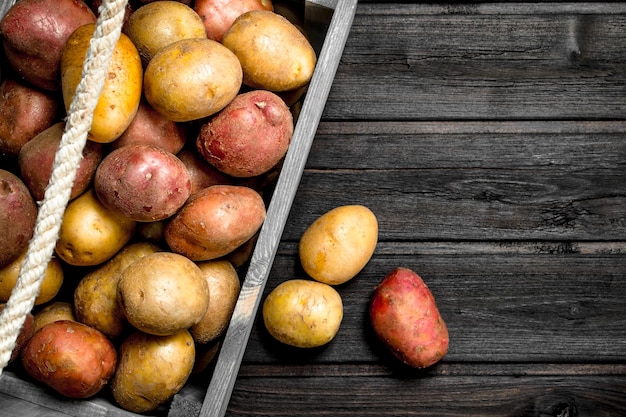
165,184,266,261
370,267,449,369
0,304,34,363
94,144,192,222
177,149,234,196
196,90,293,178
0,78,61,157
21,320,117,399
19,122,103,202
0,169,37,268
111,99,188,154
0,0,96,91
194,0,273,42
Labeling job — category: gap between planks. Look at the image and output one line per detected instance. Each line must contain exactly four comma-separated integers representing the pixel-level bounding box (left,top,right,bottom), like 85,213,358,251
277,241,626,255
356,2,626,16
316,120,626,136
236,362,626,378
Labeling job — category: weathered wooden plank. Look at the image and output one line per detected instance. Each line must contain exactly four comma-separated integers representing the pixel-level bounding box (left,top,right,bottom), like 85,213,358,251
281,169,626,241
222,374,626,416
0,370,150,417
237,362,626,378
324,3,626,120
0,392,72,417
240,251,626,363
310,120,626,170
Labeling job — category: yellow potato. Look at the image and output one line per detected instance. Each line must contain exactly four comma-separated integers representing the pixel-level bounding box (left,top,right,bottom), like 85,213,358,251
55,189,136,267
117,252,210,336
144,38,242,122
61,23,142,143
0,251,63,305
123,1,207,65
33,301,76,333
222,10,316,91
74,241,162,338
299,205,378,285
111,330,195,413
190,259,241,344
262,279,343,348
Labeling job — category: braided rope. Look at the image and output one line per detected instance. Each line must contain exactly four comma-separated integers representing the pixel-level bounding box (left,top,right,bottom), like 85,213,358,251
0,0,128,375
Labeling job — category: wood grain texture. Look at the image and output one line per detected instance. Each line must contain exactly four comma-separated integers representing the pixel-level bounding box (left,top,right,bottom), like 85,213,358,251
324,3,626,120
2,2,626,417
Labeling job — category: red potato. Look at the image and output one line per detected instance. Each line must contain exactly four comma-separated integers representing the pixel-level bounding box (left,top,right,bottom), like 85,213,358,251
165,184,266,261
0,169,37,268
194,0,273,41
0,304,34,363
0,0,96,91
370,267,449,369
21,320,117,399
196,90,293,178
19,122,103,202
177,149,234,196
94,143,192,222
111,99,188,154
0,78,62,157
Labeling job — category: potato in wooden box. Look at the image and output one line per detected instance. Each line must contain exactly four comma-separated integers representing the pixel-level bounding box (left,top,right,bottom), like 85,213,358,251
0,0,356,415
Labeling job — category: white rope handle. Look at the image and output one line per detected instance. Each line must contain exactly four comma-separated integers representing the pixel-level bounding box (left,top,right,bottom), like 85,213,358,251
0,0,129,375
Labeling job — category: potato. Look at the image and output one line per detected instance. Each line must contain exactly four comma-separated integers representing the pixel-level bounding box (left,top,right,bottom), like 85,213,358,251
190,260,240,344
0,0,96,91
144,38,242,122
196,90,293,178
177,149,233,196
299,205,378,285
194,0,273,42
19,122,103,202
33,301,76,332
61,23,142,143
0,78,61,157
0,250,64,306
123,0,207,66
0,169,37,268
263,279,343,348
110,99,188,154
74,241,162,339
55,189,136,267
111,329,195,413
370,267,449,369
21,320,117,399
165,184,266,261
222,10,316,92
118,252,209,336
94,143,191,222
0,304,34,363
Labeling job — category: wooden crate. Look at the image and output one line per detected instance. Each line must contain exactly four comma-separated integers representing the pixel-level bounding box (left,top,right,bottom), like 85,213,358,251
0,0,357,416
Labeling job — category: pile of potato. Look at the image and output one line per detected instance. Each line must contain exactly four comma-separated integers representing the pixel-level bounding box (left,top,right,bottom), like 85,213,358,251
0,0,316,412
